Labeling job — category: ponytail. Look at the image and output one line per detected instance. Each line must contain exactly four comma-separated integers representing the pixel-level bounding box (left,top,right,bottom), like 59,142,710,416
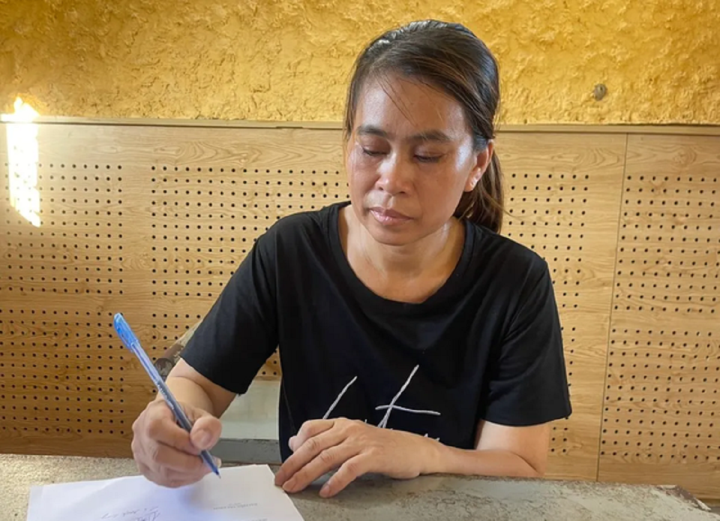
454,152,504,233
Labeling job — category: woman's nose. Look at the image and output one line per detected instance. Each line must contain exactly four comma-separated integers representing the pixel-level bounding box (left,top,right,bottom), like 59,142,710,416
376,155,411,195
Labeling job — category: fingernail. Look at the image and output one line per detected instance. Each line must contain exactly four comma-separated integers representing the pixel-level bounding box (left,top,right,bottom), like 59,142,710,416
320,483,330,497
214,457,222,469
288,436,296,450
197,430,211,448
283,479,296,493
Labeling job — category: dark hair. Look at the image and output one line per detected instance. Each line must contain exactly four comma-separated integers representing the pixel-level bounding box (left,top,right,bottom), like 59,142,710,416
344,20,504,233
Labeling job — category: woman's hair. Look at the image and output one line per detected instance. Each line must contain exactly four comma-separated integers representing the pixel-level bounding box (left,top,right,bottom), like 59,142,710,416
344,20,504,233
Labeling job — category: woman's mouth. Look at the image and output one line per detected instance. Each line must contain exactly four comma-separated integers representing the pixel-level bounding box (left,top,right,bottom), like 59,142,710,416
369,207,412,226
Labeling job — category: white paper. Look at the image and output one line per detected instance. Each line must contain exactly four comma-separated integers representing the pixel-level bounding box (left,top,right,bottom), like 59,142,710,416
27,464,304,521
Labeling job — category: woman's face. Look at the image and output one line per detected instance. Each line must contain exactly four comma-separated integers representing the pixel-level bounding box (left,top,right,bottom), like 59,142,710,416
345,74,487,246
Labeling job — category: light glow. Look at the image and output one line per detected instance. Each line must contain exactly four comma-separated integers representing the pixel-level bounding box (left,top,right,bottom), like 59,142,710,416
2,97,41,227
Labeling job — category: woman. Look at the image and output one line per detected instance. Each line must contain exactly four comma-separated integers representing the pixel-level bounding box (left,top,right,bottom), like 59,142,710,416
131,19,572,498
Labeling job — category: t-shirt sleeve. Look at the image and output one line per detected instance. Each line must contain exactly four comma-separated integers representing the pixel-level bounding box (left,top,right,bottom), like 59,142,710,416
179,231,278,396
478,259,572,426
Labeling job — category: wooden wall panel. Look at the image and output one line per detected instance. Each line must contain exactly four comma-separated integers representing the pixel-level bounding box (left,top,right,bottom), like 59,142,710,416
3,123,609,468
0,124,344,457
0,123,619,479
497,132,626,480
2,121,720,499
600,134,720,498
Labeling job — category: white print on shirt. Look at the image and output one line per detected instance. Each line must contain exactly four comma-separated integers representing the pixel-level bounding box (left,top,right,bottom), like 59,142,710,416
322,375,358,419
322,364,441,440
375,405,441,416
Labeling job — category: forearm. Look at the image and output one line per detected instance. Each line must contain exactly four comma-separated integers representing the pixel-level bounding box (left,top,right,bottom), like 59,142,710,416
158,375,217,417
420,437,542,478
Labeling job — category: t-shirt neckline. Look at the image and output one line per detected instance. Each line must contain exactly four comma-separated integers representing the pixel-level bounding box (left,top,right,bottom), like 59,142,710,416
326,201,475,315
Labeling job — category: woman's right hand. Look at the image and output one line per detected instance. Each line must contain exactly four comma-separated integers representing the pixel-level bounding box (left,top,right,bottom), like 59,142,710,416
131,399,223,487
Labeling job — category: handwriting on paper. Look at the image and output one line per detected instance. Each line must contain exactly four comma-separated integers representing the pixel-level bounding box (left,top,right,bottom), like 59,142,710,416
213,502,259,510
27,465,304,521
100,506,160,521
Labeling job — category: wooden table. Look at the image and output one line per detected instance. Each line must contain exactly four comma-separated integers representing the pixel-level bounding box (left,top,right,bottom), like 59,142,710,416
2,454,718,521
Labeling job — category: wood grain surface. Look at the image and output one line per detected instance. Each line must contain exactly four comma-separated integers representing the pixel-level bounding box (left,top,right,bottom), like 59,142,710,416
599,134,720,499
1,123,719,498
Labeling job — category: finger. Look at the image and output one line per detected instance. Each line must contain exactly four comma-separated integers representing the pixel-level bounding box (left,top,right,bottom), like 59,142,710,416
149,470,206,488
290,420,337,452
146,413,200,456
142,401,199,454
274,424,346,487
137,456,204,488
147,440,212,478
284,444,360,494
147,401,222,454
135,459,153,479
319,454,370,498
189,414,223,451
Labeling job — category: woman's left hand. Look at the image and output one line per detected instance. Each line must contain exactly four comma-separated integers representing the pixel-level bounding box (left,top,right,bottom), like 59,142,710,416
273,418,435,498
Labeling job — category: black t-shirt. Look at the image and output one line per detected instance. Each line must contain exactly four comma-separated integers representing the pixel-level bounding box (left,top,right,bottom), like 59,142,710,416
181,201,572,461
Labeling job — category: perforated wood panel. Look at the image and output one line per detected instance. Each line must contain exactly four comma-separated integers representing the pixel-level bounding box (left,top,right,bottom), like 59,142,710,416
600,134,720,498
0,124,343,457
0,123,608,470
0,146,142,455
498,133,626,480
2,122,720,499
149,163,348,377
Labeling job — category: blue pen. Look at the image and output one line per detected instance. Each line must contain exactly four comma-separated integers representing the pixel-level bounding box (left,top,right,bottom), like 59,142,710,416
113,313,220,478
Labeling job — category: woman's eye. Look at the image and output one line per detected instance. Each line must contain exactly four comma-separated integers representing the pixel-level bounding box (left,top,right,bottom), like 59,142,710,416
362,149,385,157
415,155,442,163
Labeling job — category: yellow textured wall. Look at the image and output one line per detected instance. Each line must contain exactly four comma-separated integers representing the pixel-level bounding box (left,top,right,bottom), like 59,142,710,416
0,0,718,124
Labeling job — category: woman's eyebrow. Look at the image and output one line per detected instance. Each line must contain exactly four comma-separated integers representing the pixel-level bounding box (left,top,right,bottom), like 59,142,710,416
357,124,390,138
356,125,453,143
408,130,453,143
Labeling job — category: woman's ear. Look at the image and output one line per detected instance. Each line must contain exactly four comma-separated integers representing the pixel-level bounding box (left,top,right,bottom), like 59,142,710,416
464,140,495,192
